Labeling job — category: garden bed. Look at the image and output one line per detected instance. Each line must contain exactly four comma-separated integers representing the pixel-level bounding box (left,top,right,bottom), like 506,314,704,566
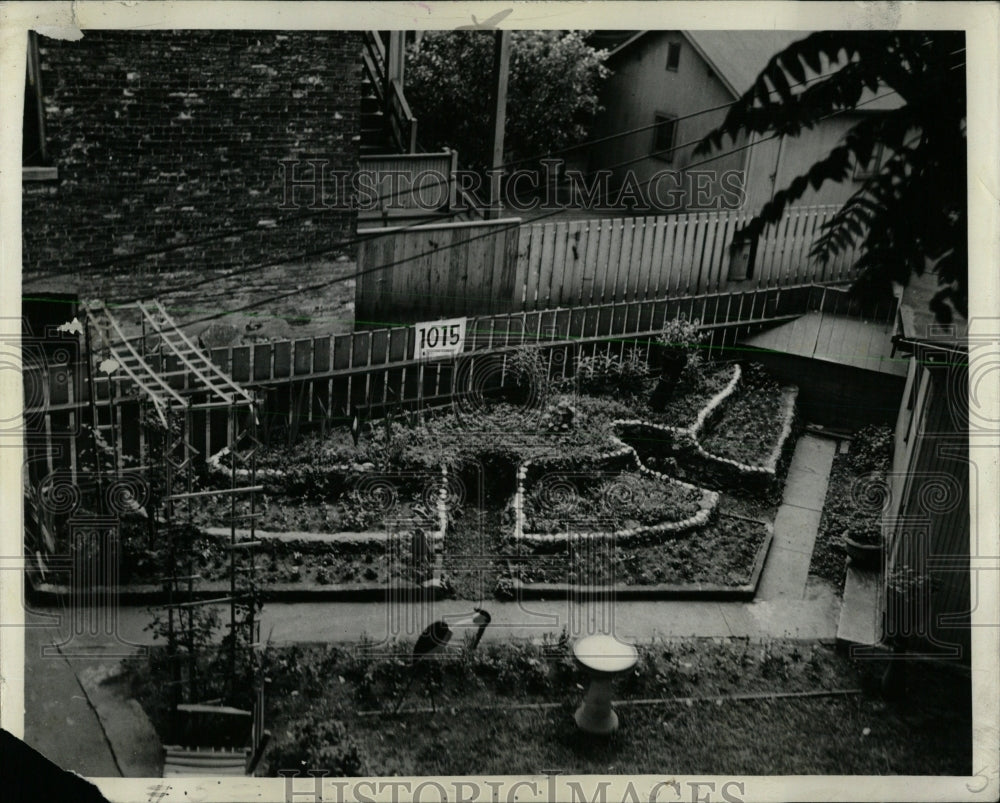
623,376,798,497
502,514,771,599
521,469,705,534
810,425,894,592
514,460,717,545
633,362,738,430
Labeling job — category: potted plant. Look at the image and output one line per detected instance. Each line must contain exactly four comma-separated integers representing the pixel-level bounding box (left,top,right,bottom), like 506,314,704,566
842,519,883,569
648,317,702,410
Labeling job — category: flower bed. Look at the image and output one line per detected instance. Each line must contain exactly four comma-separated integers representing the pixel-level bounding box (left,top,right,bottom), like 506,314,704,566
622,370,799,496
514,460,716,545
503,514,770,591
521,469,705,535
811,425,894,590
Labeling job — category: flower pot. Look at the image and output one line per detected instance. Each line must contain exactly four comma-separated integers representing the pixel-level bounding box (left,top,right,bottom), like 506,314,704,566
843,532,882,569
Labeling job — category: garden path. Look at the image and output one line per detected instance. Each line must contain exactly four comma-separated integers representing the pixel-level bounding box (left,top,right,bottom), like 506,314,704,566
756,433,838,600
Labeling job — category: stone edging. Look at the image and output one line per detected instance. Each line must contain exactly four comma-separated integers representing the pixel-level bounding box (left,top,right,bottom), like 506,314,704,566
514,446,718,546
687,385,800,481
201,464,450,546
511,367,746,546
29,466,452,604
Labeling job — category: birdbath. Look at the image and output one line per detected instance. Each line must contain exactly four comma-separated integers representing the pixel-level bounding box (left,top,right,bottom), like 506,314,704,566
572,634,638,734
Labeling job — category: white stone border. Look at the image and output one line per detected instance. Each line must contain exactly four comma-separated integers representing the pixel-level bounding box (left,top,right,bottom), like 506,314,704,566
514,444,719,546
200,463,450,546
689,385,800,479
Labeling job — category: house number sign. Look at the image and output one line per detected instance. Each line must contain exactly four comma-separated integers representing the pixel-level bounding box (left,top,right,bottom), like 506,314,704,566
414,317,467,361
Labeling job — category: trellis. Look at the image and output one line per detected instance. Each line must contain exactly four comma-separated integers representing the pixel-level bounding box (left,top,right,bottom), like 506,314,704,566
82,299,267,766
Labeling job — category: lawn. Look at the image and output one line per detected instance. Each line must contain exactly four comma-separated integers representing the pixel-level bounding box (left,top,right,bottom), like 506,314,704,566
125,637,971,776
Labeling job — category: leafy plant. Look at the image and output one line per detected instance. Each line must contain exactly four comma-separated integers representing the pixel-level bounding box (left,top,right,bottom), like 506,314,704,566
406,31,609,176
571,349,649,399
265,705,363,777
848,424,894,474
696,31,967,321
655,317,704,356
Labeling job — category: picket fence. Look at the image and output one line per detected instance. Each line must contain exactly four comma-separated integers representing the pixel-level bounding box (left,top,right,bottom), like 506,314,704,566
356,205,860,324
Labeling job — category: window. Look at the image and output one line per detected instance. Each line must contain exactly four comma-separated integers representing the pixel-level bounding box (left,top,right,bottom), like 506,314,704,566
651,113,677,162
23,32,46,167
23,32,55,180
665,42,681,72
853,142,885,180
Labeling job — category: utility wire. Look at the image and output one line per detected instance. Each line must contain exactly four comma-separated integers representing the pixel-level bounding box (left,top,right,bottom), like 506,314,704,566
132,88,903,333
29,57,885,283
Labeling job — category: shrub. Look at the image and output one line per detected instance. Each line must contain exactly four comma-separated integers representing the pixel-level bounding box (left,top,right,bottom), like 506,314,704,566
498,346,550,405
848,424,894,474
265,706,363,777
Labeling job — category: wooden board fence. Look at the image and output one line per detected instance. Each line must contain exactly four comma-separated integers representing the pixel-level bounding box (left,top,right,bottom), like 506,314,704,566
356,205,861,325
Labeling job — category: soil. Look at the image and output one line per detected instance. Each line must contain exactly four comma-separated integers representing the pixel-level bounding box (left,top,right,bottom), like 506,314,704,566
506,514,768,587
700,381,787,465
637,364,736,430
521,469,705,535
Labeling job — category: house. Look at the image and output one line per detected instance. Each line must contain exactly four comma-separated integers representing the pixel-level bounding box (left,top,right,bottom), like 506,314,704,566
585,30,902,216
881,277,971,663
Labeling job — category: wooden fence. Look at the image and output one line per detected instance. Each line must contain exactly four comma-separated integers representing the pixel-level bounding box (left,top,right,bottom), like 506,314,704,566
25,283,895,484
356,205,860,325
356,217,523,325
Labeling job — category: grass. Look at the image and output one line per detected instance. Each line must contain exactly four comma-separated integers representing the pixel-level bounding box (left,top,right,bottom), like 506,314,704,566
123,636,970,777
343,692,969,776
506,514,768,587
337,640,970,776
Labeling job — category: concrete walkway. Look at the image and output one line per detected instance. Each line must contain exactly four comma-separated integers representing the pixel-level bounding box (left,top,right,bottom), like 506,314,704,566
757,433,838,600
22,434,841,775
23,623,122,778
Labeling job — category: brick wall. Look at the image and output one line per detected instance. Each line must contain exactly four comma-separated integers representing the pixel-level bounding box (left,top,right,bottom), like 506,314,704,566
23,30,361,285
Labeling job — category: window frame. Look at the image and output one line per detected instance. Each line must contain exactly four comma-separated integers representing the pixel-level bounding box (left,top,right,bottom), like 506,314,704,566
651,112,678,163
853,142,885,181
665,41,681,72
23,31,57,181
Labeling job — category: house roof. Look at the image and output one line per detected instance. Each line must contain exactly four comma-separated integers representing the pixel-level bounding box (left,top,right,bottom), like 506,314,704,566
606,30,902,110
683,30,806,97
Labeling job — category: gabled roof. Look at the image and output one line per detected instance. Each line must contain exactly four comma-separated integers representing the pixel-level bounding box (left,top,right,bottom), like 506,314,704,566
683,30,806,97
607,30,902,110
